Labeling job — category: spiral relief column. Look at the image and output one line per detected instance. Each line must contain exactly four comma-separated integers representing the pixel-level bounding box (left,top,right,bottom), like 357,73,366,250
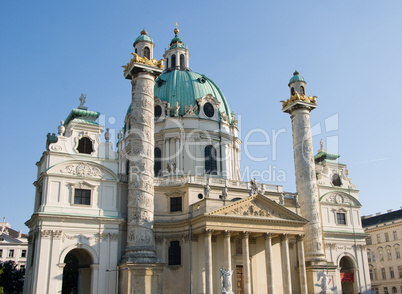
119,31,164,294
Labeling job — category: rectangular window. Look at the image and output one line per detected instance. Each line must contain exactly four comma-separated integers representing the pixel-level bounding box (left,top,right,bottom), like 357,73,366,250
399,266,402,279
21,250,26,258
369,269,373,280
74,189,91,205
372,252,376,262
384,287,388,294
379,250,384,261
367,251,371,262
396,247,401,259
374,268,378,280
170,197,182,212
9,249,14,257
393,231,398,240
377,234,381,244
381,268,386,280
337,213,346,225
390,267,395,279
0,249,2,258
385,232,389,242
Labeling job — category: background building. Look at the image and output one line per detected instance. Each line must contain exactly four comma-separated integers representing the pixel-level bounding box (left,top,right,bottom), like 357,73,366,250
0,220,28,272
362,208,402,294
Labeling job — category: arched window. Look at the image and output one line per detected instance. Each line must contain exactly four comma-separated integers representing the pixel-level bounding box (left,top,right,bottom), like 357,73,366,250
144,47,150,59
168,241,181,266
395,245,401,259
166,58,169,69
77,137,93,154
180,54,185,70
291,87,295,95
203,102,214,118
332,173,342,186
135,48,138,54
126,160,130,175
171,54,176,69
205,145,217,175
300,85,305,95
154,148,162,177
155,105,162,120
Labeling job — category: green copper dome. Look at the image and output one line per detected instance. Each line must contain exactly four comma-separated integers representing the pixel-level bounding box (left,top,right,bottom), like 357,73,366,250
154,70,231,121
133,29,154,47
288,71,306,86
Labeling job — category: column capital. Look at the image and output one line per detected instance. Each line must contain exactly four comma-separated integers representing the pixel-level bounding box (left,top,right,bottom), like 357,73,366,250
223,230,232,238
296,234,305,241
204,229,214,236
264,233,273,240
280,233,289,241
241,231,251,239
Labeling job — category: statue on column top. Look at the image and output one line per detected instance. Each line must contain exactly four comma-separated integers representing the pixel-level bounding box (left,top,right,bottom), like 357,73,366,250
78,93,87,110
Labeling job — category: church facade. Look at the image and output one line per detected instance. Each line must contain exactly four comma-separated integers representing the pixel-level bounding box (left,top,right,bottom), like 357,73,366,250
23,26,371,294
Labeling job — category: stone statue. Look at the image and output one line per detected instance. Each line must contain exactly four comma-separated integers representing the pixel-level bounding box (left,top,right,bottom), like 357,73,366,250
320,139,324,151
321,271,330,291
105,128,111,142
219,267,233,293
221,184,228,200
167,162,176,173
220,111,228,122
250,178,258,195
79,93,86,108
185,104,197,116
166,102,171,116
174,101,180,117
117,130,123,141
294,194,299,207
279,193,284,205
204,181,210,198
57,121,65,136
231,112,238,127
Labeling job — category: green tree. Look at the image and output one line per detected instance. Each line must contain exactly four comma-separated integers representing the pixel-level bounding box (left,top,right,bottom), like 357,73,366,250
0,261,24,294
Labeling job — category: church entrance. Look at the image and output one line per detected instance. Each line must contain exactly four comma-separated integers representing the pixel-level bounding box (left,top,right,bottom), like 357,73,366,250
236,265,244,294
62,249,93,294
339,256,356,294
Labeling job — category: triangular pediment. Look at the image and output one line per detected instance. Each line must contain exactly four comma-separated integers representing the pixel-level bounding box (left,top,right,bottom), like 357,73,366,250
206,195,307,223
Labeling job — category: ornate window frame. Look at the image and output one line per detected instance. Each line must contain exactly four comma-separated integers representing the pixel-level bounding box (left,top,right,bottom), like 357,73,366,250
197,94,220,121
165,190,185,214
154,97,167,122
74,132,96,156
332,207,348,225
68,181,97,208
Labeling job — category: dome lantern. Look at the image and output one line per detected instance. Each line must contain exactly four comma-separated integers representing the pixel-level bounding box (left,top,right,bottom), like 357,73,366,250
164,23,190,71
288,70,307,96
133,29,155,60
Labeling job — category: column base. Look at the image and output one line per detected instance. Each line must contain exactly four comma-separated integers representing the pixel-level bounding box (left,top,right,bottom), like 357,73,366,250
122,247,160,264
305,262,337,294
119,262,165,294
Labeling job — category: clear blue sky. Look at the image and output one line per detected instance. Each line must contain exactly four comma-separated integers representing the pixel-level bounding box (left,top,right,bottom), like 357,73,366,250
1,1,400,232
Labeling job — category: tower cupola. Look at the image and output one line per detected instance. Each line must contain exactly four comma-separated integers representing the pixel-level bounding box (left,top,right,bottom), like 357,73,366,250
163,23,190,71
288,70,307,96
133,29,154,60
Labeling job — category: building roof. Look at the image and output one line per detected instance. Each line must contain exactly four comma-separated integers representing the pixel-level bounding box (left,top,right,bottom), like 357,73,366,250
64,108,100,126
133,29,154,46
154,70,231,121
361,209,402,227
288,71,306,86
315,150,340,164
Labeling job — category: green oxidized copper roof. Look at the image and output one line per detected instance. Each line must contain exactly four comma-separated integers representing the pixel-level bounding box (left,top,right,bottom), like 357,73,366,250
169,36,184,48
126,70,231,122
133,29,154,46
315,150,340,164
64,108,100,126
155,70,231,121
288,71,306,86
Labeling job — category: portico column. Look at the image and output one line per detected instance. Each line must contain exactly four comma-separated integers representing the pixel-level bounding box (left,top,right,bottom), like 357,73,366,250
264,233,274,294
205,230,213,294
242,232,252,294
296,235,308,294
281,234,292,294
223,231,232,271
